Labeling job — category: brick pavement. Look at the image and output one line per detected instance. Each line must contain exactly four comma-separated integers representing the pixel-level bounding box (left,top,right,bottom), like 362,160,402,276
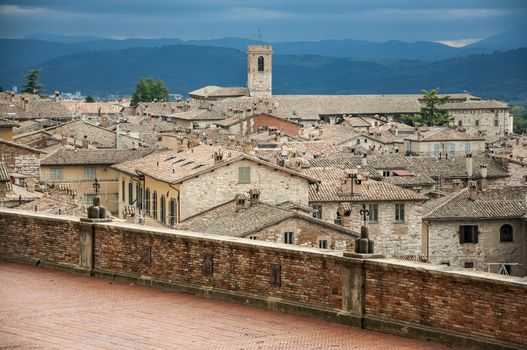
0,262,449,349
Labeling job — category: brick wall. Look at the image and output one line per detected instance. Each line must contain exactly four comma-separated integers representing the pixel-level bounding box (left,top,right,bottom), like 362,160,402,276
364,259,527,345
94,223,345,309
0,210,79,266
1,208,526,349
252,114,301,136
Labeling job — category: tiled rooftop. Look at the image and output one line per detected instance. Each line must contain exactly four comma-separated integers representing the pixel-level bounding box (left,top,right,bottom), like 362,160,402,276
424,187,527,220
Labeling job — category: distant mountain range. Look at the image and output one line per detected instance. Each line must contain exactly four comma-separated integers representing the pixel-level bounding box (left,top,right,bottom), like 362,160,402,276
0,28,526,101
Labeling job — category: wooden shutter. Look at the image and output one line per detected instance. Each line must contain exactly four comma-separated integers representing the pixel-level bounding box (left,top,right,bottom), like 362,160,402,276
459,226,464,244
474,226,479,244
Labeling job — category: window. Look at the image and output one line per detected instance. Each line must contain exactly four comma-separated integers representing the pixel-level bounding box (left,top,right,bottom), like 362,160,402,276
395,203,405,222
459,225,478,244
136,183,142,209
524,175,527,185
249,236,258,240
475,120,479,127
121,179,125,201
84,166,96,180
311,204,322,219
128,183,133,205
458,120,463,127
51,168,63,181
464,143,471,154
500,224,513,242
145,188,150,212
238,167,251,183
434,177,441,191
284,232,294,244
433,143,440,157
382,170,390,177
257,56,264,72
160,195,166,224
449,143,456,157
368,204,378,222
169,198,177,226
464,262,474,268
152,191,158,219
364,138,368,143
318,240,328,249
494,119,499,127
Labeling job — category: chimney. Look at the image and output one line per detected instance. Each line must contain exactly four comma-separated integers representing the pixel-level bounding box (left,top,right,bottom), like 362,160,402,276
226,136,235,148
339,169,360,196
275,130,281,142
361,154,367,167
241,140,252,155
468,181,478,201
394,125,399,136
235,194,246,211
479,164,488,190
213,148,224,163
21,97,28,112
308,133,315,141
286,150,302,172
61,133,67,146
451,179,462,192
81,135,89,149
466,153,473,178
115,124,123,149
249,189,260,206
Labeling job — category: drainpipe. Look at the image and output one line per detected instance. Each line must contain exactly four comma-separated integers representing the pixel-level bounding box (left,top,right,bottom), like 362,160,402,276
169,183,181,224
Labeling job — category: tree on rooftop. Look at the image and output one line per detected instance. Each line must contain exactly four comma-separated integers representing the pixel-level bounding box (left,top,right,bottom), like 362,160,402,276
131,77,169,107
85,95,95,103
401,88,453,127
22,69,43,95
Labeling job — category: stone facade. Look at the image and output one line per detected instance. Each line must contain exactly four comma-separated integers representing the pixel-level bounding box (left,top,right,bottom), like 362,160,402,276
312,201,423,258
245,217,355,251
180,159,310,220
0,140,42,178
247,45,272,98
1,208,526,349
449,107,512,138
424,219,526,276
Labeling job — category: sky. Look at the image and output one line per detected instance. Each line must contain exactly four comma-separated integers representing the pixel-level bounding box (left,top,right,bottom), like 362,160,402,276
0,0,526,45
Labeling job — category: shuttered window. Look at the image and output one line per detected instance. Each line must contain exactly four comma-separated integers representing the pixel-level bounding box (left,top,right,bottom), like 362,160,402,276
459,225,478,244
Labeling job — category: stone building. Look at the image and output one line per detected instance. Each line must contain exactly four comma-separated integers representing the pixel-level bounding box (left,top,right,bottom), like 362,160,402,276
176,191,358,251
0,118,19,141
112,144,318,226
404,127,486,157
0,139,44,179
302,166,428,258
40,148,153,213
423,184,526,276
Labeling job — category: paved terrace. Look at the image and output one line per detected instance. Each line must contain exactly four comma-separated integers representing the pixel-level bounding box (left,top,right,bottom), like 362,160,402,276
0,262,448,350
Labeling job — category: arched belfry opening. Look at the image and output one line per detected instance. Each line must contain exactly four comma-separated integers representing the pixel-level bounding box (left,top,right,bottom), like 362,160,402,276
258,56,264,72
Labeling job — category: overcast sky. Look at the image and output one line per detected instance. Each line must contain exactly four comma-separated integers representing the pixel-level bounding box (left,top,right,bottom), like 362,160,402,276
0,0,526,44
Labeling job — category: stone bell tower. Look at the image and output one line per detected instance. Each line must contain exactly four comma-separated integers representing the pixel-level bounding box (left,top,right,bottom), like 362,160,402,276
247,45,272,97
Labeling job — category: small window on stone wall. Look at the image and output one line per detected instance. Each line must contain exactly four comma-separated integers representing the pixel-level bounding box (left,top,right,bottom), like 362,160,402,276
238,167,251,183
464,262,474,268
500,224,513,242
318,240,328,249
284,232,294,244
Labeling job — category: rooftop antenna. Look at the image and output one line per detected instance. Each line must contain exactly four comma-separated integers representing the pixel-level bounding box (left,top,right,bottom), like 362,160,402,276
257,28,264,45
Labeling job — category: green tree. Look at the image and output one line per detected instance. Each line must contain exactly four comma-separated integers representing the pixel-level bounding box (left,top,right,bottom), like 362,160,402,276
0,86,3,92
512,105,527,134
22,69,43,95
131,77,169,107
401,88,453,127
85,95,95,103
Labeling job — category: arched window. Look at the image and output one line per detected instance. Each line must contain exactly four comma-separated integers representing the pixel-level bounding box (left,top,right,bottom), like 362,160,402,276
258,56,264,72
500,224,513,242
